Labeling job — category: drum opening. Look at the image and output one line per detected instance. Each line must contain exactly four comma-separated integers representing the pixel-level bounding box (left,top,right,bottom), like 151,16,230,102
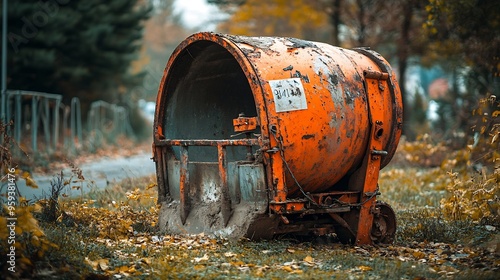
163,41,259,162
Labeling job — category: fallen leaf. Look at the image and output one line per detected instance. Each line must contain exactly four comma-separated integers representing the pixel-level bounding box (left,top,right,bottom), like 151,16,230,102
303,255,314,264
98,259,109,271
193,254,209,263
141,257,151,265
194,264,205,270
358,265,372,272
413,250,426,259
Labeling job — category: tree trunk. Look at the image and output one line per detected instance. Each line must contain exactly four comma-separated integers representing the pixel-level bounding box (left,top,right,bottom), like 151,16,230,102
398,1,413,139
331,0,341,46
356,0,366,46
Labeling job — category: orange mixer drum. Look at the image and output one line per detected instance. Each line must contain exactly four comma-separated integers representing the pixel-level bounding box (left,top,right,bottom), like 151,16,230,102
154,32,403,197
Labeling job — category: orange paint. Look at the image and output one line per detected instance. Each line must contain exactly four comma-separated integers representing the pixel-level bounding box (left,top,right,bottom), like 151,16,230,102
153,32,402,244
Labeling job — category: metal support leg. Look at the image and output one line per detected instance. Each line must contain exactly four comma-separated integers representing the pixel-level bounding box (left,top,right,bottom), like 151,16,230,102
179,146,190,224
218,144,232,226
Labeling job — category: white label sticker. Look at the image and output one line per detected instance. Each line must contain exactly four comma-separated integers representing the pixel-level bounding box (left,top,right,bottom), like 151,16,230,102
269,78,307,112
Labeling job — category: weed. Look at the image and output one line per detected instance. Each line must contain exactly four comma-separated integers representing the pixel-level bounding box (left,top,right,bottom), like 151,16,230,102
396,208,479,243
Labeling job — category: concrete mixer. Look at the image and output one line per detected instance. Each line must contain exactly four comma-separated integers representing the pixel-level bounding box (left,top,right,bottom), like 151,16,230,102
152,32,403,245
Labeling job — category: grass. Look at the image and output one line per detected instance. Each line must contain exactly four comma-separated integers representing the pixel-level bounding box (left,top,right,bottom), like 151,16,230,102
2,142,500,279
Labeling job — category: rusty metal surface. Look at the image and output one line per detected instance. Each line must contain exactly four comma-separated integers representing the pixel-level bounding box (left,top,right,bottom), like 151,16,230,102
156,139,260,147
152,32,403,245
215,33,402,198
233,116,258,132
349,69,391,244
370,201,397,244
179,146,190,224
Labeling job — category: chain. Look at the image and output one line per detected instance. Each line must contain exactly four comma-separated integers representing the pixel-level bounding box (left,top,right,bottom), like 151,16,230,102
269,125,378,209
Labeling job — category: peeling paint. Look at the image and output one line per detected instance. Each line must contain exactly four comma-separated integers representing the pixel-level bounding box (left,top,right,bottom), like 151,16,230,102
154,32,403,243
285,37,317,49
345,89,354,105
291,70,310,83
330,74,339,86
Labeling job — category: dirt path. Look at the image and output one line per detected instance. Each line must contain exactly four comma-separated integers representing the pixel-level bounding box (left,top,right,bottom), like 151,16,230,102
17,152,156,200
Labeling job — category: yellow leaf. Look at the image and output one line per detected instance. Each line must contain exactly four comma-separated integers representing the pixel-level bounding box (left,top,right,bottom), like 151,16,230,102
492,133,499,144
15,226,23,235
358,265,372,272
231,261,245,266
37,250,45,258
25,177,39,189
32,203,42,213
98,259,109,271
303,255,314,264
85,258,97,270
413,251,426,259
31,235,40,247
19,257,32,266
194,264,205,270
32,229,45,237
282,266,293,272
141,257,151,265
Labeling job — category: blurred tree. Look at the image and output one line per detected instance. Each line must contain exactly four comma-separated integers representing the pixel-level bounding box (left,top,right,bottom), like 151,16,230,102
424,0,500,137
207,0,246,13
1,0,151,114
330,0,341,46
339,0,429,139
130,0,189,102
215,0,329,41
128,0,192,138
410,90,430,135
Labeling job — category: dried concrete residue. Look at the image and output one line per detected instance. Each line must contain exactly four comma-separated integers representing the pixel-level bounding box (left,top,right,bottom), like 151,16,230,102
223,34,284,56
158,200,277,240
285,37,317,49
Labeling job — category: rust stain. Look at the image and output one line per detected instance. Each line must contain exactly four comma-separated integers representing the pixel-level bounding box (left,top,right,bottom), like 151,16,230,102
153,32,403,245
